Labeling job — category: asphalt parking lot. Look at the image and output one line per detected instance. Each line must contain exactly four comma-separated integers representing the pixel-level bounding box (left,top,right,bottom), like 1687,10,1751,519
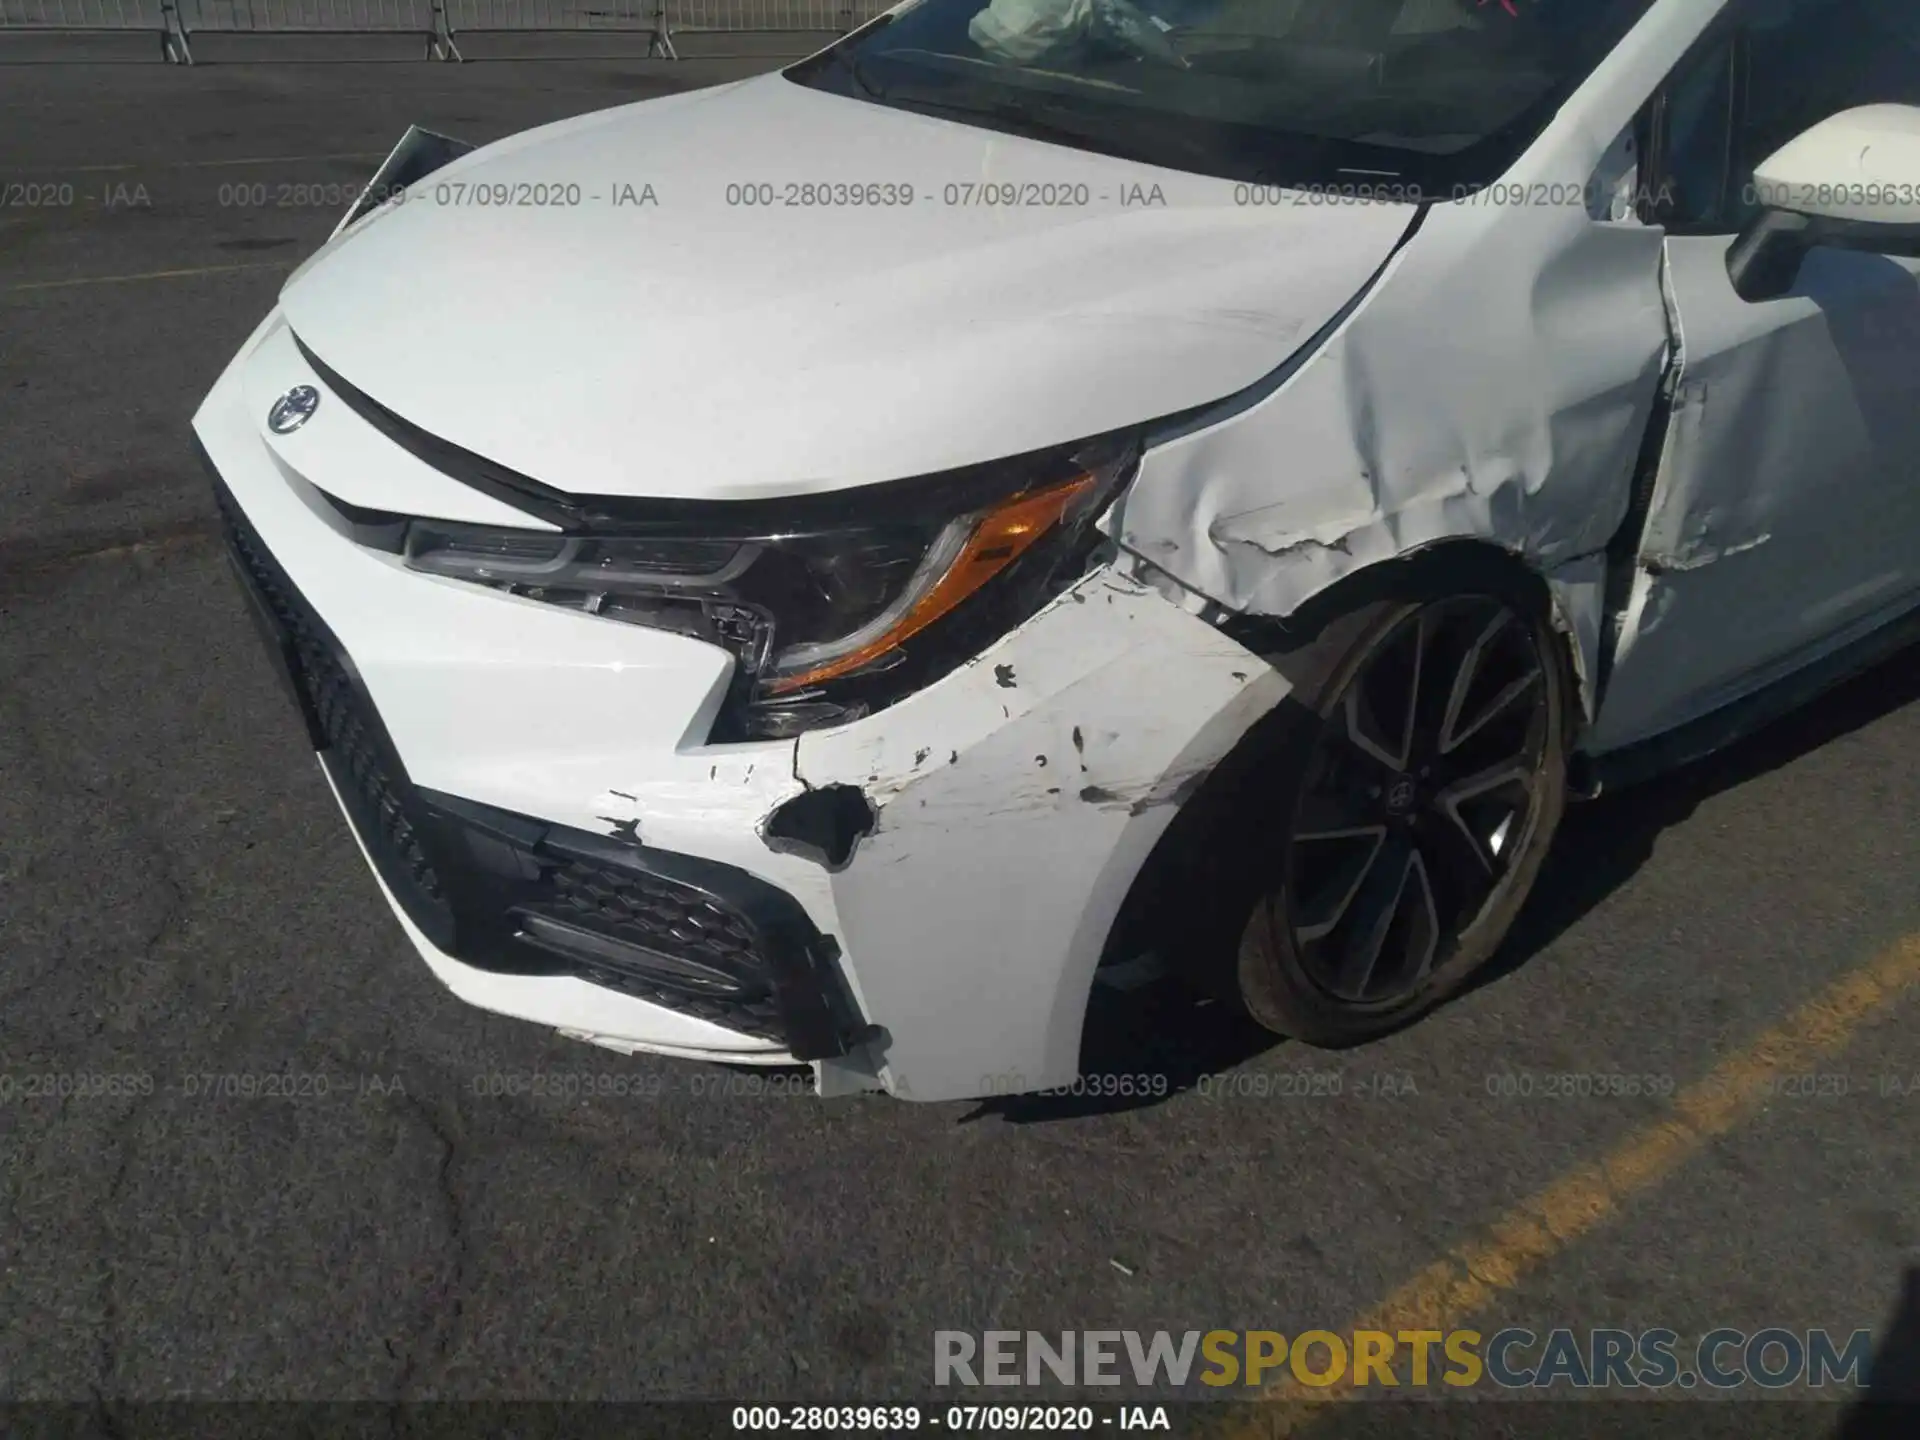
3,36,1919,1429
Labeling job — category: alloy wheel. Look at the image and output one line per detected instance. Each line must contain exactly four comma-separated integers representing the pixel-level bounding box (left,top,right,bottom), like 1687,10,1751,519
1284,597,1552,1006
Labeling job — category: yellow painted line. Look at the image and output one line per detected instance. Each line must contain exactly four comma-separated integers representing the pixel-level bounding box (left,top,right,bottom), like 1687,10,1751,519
5,152,386,176
3,260,295,294
147,151,387,171
1233,931,1920,1439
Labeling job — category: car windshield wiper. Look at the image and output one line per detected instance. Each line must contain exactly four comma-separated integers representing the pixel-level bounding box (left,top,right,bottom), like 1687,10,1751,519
828,52,1331,184
904,87,1290,181
887,91,1122,152
859,76,1214,163
817,39,1140,154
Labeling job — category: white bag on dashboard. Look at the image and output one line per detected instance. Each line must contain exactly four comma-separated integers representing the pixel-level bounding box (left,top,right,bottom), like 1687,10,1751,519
968,0,1097,64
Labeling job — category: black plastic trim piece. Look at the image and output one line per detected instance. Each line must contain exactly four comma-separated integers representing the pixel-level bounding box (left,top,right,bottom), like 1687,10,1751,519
337,126,475,234
293,337,574,527
203,437,461,951
221,542,328,753
291,331,1108,538
418,789,876,1062
512,911,763,997
1636,15,1740,235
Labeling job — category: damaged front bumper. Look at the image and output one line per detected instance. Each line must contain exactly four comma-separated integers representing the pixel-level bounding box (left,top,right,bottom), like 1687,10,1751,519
212,468,874,1064
195,313,1288,1103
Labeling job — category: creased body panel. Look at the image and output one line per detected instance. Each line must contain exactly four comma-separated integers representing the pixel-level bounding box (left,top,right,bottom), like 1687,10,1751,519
1120,190,1669,623
1113,3,1716,631
1593,233,1920,752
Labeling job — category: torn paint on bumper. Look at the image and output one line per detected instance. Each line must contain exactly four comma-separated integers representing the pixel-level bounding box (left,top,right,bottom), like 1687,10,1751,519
793,563,1290,1104
199,307,1292,1103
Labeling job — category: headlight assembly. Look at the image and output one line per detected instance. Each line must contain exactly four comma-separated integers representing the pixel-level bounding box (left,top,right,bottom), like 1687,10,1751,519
371,436,1139,740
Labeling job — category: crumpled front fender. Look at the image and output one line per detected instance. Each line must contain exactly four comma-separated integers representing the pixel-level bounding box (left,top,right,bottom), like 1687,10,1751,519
791,564,1289,1104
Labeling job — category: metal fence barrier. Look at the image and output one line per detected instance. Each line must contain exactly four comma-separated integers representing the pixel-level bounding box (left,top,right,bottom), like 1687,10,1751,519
0,0,189,60
180,0,451,58
0,0,889,59
440,0,669,59
671,0,877,33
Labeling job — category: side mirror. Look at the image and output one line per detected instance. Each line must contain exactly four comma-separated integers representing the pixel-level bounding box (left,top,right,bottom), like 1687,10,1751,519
1727,104,1920,302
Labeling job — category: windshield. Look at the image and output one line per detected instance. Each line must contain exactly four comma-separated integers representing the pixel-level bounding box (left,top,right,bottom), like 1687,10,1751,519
787,0,1660,191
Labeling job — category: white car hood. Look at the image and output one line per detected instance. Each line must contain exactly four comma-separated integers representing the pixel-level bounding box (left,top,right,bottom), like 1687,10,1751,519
281,73,1417,502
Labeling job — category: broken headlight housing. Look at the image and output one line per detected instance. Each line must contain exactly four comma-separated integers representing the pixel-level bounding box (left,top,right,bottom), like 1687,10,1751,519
374,436,1139,740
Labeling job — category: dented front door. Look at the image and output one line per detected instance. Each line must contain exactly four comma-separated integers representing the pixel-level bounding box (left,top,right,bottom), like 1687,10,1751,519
1591,0,1920,752
1593,236,1920,751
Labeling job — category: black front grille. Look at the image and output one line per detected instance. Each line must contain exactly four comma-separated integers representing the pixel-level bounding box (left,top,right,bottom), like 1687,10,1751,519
549,859,762,969
536,857,789,1042
307,646,445,906
213,480,455,946
204,453,872,1061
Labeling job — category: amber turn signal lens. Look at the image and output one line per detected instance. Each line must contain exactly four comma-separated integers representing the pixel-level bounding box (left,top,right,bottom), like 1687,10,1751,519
764,473,1097,694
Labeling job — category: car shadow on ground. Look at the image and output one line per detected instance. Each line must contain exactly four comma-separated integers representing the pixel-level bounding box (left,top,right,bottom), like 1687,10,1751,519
1838,1266,1920,1436
1473,641,1920,993
972,643,1920,1125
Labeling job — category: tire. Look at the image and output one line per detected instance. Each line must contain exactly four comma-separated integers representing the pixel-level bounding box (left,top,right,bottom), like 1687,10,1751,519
1228,579,1572,1047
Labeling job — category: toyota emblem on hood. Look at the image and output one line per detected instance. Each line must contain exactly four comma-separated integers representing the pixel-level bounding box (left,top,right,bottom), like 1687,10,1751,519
267,385,320,434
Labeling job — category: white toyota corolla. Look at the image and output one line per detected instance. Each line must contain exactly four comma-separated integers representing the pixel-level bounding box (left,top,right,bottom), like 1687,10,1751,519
196,0,1920,1101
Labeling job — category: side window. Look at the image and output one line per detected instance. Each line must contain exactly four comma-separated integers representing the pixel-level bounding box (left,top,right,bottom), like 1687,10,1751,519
1646,36,1737,230
1652,0,1920,234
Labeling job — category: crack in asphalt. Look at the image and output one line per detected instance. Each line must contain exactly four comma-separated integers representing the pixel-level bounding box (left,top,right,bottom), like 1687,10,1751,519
2,679,189,1041
3,674,197,1404
91,1083,161,1409
387,1084,474,1405
0,689,81,1011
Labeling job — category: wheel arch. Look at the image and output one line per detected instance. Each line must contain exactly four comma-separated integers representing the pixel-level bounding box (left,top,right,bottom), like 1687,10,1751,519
1221,539,1582,694
1094,538,1585,1013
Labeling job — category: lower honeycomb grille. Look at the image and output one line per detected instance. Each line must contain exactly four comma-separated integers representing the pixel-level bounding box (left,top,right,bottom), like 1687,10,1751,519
528,858,789,1042
214,482,452,935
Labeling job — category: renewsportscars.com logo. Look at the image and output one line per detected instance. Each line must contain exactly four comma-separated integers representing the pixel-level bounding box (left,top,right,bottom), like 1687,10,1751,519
934,1328,1874,1391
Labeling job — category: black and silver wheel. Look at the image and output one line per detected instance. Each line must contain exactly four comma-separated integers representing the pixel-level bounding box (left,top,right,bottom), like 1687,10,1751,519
1236,588,1570,1046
